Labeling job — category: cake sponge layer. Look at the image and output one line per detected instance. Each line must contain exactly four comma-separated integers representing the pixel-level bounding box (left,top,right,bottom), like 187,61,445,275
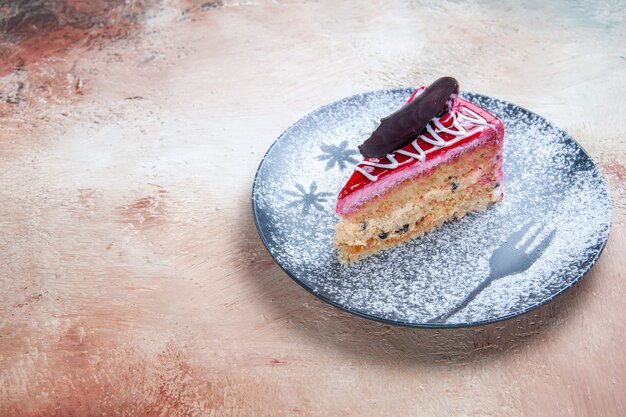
334,142,502,263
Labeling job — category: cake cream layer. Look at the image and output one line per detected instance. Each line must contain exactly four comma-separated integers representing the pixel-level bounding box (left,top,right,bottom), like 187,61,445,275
334,140,503,263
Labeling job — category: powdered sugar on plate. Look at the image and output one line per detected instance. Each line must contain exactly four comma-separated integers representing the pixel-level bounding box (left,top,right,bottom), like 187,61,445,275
252,89,611,327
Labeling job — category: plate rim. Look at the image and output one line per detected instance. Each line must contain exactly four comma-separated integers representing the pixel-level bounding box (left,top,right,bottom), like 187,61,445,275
251,88,612,329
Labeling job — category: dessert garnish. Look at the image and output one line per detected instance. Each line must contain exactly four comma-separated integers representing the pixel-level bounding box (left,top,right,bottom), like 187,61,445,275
358,76,459,158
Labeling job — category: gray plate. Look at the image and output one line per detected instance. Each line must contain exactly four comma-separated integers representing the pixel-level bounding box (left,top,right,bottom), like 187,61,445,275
252,89,612,328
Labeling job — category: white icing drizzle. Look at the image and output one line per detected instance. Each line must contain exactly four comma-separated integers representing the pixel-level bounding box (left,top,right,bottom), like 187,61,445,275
355,107,492,182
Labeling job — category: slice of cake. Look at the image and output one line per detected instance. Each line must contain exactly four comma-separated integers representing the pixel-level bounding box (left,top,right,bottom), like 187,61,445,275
334,77,504,263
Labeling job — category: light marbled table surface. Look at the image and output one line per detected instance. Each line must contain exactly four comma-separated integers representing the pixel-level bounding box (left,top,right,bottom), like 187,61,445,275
1,1,625,415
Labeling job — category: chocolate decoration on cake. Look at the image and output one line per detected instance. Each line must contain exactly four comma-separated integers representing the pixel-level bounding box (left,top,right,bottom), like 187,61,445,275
358,76,460,158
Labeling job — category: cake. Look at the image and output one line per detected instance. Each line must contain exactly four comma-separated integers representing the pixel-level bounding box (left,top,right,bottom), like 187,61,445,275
334,77,504,263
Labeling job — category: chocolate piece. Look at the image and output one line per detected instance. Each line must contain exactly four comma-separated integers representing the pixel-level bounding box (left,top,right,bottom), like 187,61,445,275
398,224,409,234
358,76,459,158
378,231,388,240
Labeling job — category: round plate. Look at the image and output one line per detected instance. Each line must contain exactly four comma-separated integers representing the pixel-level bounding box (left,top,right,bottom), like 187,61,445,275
252,89,612,328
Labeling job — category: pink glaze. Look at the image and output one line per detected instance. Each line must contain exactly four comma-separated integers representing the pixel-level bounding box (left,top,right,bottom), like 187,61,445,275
336,91,504,216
